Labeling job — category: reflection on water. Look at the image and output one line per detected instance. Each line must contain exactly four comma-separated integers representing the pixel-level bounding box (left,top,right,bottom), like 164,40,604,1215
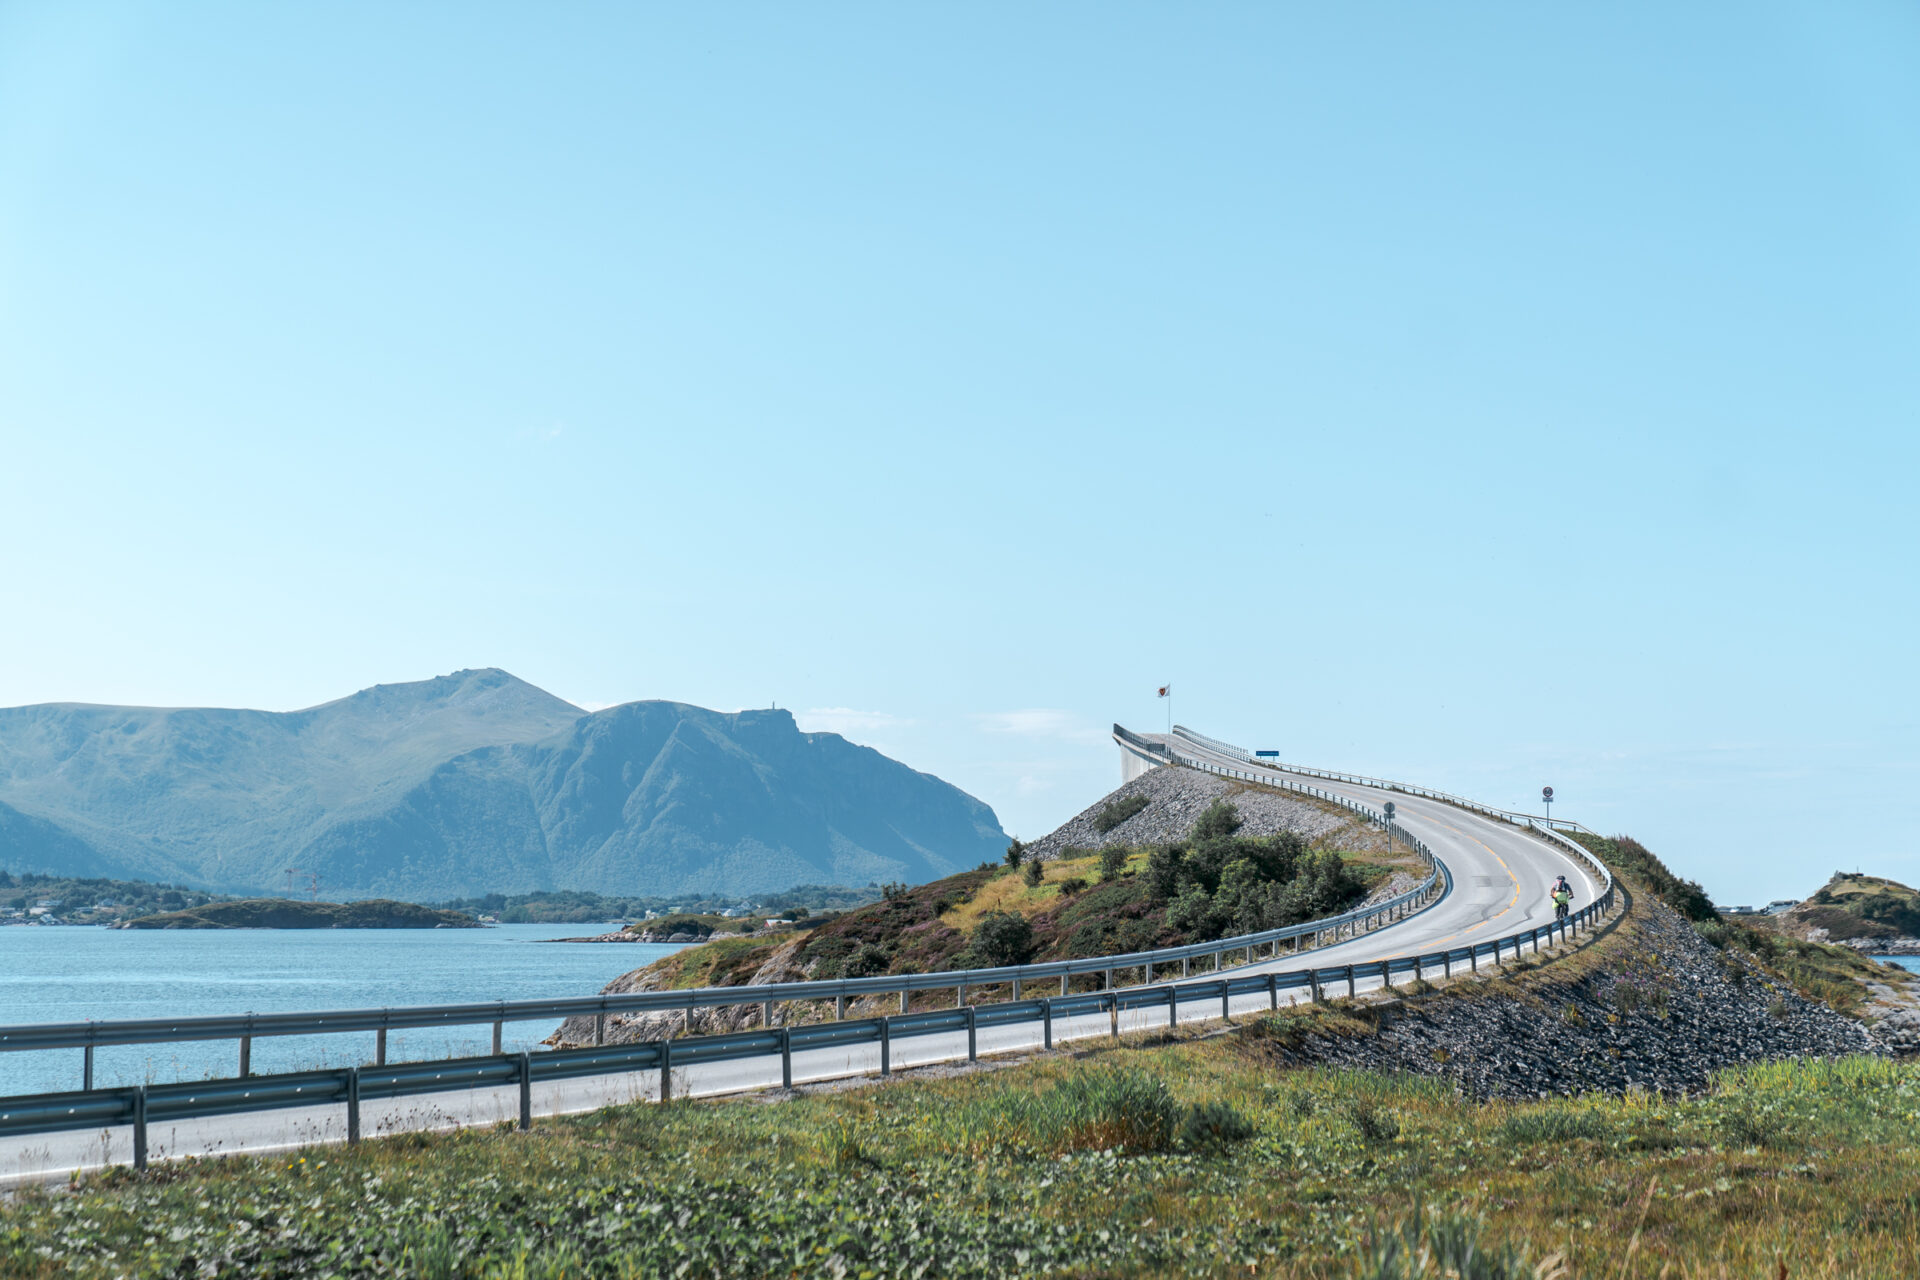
0,925,681,1096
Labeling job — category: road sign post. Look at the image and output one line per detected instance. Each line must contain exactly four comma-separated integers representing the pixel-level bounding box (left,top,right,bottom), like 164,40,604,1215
1542,786,1553,827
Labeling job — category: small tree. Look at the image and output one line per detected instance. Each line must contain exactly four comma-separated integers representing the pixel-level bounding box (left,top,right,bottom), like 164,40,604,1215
1099,846,1128,882
970,910,1035,966
1022,858,1045,888
1004,838,1027,868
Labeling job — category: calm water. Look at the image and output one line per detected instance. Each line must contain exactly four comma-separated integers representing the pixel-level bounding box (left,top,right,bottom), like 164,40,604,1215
1887,957,1920,975
0,925,681,1096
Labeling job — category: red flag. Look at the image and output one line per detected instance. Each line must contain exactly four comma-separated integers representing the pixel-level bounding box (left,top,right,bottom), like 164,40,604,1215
1157,685,1170,698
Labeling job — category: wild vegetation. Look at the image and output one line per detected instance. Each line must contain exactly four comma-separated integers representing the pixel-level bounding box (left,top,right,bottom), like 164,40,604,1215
5,1036,1915,1277
626,800,1388,992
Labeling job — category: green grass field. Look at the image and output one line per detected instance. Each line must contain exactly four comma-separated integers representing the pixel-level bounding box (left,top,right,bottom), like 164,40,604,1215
5,1029,1915,1278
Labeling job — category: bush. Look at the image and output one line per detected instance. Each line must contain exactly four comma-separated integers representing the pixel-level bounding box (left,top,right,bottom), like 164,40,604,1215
1098,846,1129,881
1057,877,1088,895
1023,1067,1181,1153
1347,1098,1400,1144
881,881,909,902
1022,860,1044,888
1354,1204,1563,1280
969,911,1035,967
1092,793,1149,835
1192,799,1244,842
1004,839,1026,868
1178,1100,1254,1149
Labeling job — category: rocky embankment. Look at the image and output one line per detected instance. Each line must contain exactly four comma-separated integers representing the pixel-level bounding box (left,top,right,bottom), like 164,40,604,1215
1025,767,1351,862
1261,897,1890,1097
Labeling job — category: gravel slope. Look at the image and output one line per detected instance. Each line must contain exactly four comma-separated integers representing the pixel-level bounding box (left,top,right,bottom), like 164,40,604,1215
1024,766,1351,861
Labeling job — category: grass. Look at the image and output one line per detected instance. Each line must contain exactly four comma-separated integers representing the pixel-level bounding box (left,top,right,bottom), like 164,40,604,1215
7,1032,1918,1278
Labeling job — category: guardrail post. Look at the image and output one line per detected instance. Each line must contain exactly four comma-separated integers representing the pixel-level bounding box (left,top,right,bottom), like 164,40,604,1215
1220,982,1230,1022
1443,951,1452,980
132,1085,148,1171
780,1027,793,1088
239,1035,251,1078
1267,973,1278,1009
1109,992,1120,1039
1309,971,1323,1004
346,1066,361,1144
1042,1000,1053,1050
1415,954,1424,984
880,1017,892,1076
1181,956,1190,977
765,999,776,1027
492,1020,504,1055
594,1013,605,1047
1060,973,1069,996
966,1005,977,1062
1013,975,1022,1000
83,1043,94,1092
957,982,967,1008
518,1052,532,1130
1167,987,1178,1027
899,990,908,1015
376,1027,387,1066
659,1042,672,1102
1142,963,1151,984
1346,966,1356,1000
836,995,846,1020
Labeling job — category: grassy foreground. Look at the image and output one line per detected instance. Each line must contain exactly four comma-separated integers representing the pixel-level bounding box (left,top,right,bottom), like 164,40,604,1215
4,1031,1916,1278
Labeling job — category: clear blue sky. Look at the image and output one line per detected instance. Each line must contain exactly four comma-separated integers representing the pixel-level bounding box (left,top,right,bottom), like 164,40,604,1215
3,3,1916,903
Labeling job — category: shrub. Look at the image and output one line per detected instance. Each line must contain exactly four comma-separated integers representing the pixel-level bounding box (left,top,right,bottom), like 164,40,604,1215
1004,839,1026,868
969,910,1035,967
1178,1100,1255,1149
881,881,909,902
1025,1067,1181,1153
1057,877,1088,895
1092,793,1149,834
1354,1204,1565,1280
1192,799,1244,842
1347,1098,1400,1144
1022,859,1044,888
1098,846,1129,882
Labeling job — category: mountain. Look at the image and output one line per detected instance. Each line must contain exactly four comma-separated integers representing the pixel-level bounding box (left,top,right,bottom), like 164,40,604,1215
0,670,1008,899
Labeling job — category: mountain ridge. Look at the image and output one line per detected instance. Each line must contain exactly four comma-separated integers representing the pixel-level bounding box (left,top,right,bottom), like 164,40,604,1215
0,671,1006,899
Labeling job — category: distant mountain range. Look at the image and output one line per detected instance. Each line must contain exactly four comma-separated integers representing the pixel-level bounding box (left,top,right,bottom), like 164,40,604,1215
0,670,1007,899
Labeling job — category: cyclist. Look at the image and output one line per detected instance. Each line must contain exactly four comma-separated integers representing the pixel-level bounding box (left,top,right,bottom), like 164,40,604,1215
1550,877,1574,922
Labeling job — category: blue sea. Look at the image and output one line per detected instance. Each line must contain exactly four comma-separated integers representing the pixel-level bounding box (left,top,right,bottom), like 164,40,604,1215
1887,957,1920,976
0,925,682,1097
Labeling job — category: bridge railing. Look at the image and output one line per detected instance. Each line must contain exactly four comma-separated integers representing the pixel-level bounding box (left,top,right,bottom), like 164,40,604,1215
1166,725,1597,834
0,887,1617,1168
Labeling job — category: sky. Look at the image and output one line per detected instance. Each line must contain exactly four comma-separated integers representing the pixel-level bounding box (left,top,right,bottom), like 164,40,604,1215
2,3,1916,904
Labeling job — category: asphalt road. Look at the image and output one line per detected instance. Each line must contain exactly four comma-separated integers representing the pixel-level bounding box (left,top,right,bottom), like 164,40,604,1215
0,746,1602,1187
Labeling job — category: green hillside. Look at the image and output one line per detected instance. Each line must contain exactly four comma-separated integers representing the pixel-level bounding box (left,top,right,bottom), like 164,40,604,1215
0,670,1008,900
1786,872,1920,942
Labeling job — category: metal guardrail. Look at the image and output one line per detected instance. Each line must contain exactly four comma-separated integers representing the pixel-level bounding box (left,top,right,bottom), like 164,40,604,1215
0,783,1449,1088
0,890,1617,1169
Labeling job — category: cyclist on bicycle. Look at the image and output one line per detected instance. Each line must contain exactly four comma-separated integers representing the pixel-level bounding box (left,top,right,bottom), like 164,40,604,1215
1550,876,1574,921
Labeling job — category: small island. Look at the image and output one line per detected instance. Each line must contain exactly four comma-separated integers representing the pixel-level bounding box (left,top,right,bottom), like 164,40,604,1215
121,898,482,930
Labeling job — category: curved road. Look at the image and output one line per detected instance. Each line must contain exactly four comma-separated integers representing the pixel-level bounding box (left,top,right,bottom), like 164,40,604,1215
0,732,1604,1185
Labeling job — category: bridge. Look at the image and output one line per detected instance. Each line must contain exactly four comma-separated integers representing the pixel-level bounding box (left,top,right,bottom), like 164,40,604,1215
0,727,1614,1184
